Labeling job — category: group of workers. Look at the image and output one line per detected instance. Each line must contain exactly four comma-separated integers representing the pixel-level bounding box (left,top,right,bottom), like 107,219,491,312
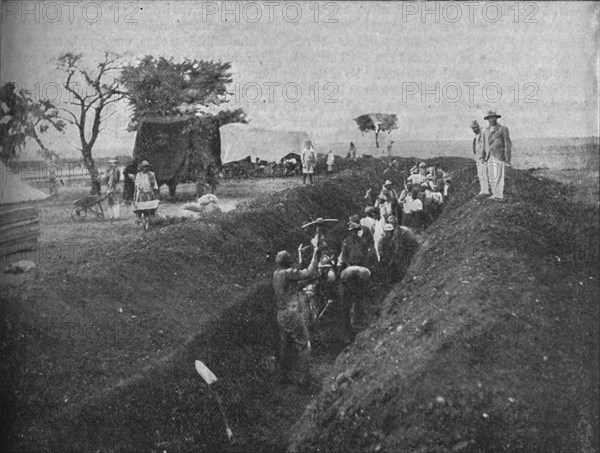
272,174,422,388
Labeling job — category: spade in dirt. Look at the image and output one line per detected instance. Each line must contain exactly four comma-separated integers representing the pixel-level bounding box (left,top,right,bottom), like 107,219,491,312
194,359,234,442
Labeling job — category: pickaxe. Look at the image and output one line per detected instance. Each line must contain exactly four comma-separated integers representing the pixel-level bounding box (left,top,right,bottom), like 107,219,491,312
301,218,338,249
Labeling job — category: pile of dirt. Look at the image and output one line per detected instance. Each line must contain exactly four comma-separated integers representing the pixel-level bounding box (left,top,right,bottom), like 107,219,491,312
288,168,599,452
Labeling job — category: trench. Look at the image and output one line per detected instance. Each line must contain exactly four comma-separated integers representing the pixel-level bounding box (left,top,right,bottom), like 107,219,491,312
27,157,475,452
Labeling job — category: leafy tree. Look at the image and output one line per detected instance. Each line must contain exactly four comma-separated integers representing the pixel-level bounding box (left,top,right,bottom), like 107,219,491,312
120,56,247,197
56,52,124,194
0,82,66,162
354,113,398,148
120,56,245,130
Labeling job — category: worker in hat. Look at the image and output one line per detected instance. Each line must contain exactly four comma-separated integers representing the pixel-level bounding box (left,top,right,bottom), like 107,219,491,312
103,158,121,219
273,236,322,387
482,110,512,200
134,160,159,203
407,167,425,186
308,255,341,332
442,176,454,204
336,222,374,341
376,223,404,282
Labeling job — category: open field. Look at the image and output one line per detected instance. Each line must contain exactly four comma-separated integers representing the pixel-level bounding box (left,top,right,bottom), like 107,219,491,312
1,153,598,452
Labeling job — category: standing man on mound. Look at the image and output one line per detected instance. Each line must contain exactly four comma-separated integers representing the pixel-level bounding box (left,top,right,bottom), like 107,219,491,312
482,110,512,200
273,237,322,387
471,120,489,197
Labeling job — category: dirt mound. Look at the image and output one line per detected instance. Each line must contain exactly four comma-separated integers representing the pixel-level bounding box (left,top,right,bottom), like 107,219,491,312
288,169,599,452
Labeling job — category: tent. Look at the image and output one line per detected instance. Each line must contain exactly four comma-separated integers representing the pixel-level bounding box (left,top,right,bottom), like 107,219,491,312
0,161,50,205
219,123,311,164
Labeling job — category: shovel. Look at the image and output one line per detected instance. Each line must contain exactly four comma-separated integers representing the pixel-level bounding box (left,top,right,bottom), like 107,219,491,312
194,360,234,442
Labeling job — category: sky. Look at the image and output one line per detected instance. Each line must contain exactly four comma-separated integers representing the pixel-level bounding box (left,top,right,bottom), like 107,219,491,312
1,1,598,158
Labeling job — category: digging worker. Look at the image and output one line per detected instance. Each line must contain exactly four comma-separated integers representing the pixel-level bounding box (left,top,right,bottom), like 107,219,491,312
104,158,121,219
482,110,512,200
134,160,159,202
337,221,373,341
273,237,322,386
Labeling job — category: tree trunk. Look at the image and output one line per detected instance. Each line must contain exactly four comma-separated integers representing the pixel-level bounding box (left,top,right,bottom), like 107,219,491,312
375,130,380,148
81,146,101,195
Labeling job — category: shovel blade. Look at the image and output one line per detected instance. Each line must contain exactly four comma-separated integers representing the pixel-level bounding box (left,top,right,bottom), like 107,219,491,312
195,360,218,385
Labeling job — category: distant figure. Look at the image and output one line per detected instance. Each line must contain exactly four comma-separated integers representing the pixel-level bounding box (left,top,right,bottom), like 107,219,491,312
349,142,357,159
443,176,454,204
301,141,317,184
104,158,121,219
387,140,394,157
123,160,137,204
482,110,512,200
326,150,335,173
471,120,489,197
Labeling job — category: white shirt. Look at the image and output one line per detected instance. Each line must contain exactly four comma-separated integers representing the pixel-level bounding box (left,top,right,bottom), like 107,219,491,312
407,174,425,185
403,198,423,213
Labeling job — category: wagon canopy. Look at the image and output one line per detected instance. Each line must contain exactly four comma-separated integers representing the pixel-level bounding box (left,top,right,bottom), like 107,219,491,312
219,123,310,164
132,116,195,183
132,115,221,184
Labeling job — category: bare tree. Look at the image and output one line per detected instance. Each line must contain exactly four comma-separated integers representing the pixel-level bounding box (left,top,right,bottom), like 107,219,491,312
56,52,124,194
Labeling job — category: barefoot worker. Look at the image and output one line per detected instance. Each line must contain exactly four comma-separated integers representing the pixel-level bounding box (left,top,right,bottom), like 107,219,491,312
273,236,321,387
482,110,512,200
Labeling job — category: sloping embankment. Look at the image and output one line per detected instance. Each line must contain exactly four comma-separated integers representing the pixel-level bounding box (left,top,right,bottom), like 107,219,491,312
288,170,599,452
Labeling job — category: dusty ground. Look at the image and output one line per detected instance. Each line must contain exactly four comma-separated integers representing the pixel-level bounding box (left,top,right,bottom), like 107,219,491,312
1,159,598,452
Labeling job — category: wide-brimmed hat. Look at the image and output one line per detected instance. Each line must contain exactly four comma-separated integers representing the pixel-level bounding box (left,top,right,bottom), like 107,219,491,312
140,160,150,167
383,223,395,232
384,180,393,186
471,120,480,127
484,110,501,120
419,162,426,167
365,206,375,215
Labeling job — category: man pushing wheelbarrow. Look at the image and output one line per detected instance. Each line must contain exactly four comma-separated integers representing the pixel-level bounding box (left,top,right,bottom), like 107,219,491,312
132,160,160,229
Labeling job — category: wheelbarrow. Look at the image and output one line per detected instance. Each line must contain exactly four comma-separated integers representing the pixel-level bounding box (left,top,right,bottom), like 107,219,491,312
133,199,160,230
71,194,107,221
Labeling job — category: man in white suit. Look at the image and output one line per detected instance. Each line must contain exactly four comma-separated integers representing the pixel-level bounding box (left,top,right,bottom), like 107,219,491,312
481,110,512,200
